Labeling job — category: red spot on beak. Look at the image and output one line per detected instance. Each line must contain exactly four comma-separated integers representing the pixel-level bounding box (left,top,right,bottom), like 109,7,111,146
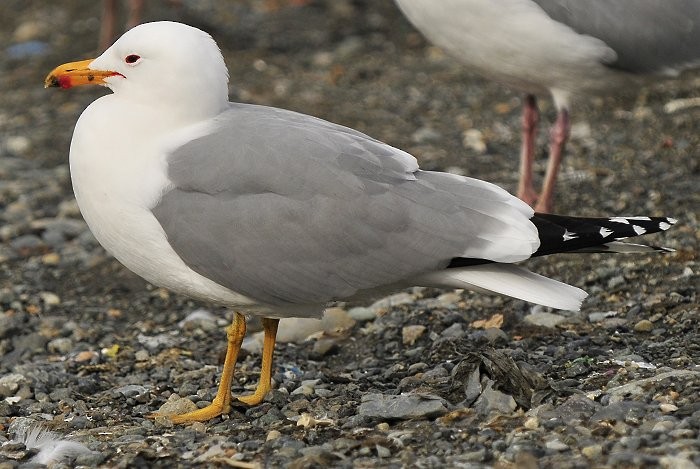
58,75,73,89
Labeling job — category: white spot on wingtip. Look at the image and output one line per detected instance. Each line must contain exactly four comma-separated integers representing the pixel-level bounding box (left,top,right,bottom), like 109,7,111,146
599,227,613,238
659,222,671,231
633,225,646,235
563,229,578,241
608,217,630,224
666,217,678,225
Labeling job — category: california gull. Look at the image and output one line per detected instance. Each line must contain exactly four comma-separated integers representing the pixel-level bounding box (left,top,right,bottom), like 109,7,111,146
45,21,677,423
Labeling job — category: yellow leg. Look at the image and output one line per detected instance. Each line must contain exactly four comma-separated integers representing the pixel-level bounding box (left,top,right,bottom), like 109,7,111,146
156,312,247,424
237,318,280,406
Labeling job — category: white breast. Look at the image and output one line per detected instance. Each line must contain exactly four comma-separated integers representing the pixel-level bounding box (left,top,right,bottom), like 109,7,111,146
69,96,259,310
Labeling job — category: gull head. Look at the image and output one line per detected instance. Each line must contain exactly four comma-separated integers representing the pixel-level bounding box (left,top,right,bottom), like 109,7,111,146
46,21,230,117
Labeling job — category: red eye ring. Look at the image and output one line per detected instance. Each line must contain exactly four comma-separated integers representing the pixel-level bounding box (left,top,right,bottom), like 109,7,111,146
125,54,141,64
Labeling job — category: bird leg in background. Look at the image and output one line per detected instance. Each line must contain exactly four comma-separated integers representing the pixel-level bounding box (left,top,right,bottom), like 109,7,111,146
535,109,570,213
99,0,118,51
99,0,145,51
517,94,540,206
126,0,145,30
237,318,280,405
160,312,247,423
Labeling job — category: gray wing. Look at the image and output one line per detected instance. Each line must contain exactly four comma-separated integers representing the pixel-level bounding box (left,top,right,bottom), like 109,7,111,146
532,0,700,74
152,103,537,306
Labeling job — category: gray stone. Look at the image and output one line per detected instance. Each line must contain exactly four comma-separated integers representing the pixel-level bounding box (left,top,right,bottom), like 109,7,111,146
473,380,517,415
524,312,567,328
113,384,149,398
375,445,391,458
591,401,646,423
485,327,509,343
546,394,601,424
422,365,449,384
545,439,569,451
358,393,448,420
607,275,625,289
10,235,46,255
588,311,618,323
459,447,487,462
74,452,107,466
47,337,73,355
0,374,27,398
441,323,465,338
463,368,482,405
651,420,676,433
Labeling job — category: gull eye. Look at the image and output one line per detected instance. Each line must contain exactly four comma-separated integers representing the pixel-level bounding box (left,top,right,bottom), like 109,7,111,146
125,54,141,65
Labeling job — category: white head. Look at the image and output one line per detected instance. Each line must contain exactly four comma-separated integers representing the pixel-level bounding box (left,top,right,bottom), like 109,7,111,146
46,22,230,120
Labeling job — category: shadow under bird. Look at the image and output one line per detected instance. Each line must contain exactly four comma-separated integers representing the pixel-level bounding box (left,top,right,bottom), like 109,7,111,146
395,0,700,212
45,21,678,423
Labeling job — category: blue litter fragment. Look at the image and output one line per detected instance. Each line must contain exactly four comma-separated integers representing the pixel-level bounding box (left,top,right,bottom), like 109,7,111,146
6,41,49,59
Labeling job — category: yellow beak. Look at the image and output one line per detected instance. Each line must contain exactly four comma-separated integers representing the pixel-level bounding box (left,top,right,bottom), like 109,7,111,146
44,59,122,89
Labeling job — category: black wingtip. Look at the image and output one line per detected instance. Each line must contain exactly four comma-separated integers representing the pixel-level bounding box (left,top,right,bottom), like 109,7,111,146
530,214,678,257
446,215,677,268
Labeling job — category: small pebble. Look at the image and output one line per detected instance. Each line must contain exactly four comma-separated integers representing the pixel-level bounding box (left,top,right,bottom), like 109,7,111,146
375,445,391,458
47,337,73,354
411,126,440,143
523,416,539,430
651,420,675,433
402,325,426,345
461,128,487,153
156,394,198,416
659,403,678,413
41,252,61,265
582,444,603,459
5,136,31,155
634,320,654,333
545,439,569,451
39,291,60,306
524,312,567,328
441,322,464,338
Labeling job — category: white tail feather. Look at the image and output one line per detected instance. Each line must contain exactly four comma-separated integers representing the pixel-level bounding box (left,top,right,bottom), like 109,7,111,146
417,264,587,311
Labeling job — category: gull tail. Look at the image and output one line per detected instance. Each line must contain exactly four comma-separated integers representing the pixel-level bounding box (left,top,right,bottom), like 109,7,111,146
417,264,587,312
429,214,678,312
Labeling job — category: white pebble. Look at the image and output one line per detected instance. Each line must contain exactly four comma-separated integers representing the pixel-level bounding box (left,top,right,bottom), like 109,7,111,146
5,136,31,155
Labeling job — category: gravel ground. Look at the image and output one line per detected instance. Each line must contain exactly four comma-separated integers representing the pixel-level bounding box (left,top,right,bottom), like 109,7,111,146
1,1,698,468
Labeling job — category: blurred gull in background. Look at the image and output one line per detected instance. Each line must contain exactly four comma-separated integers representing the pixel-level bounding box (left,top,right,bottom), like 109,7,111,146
395,0,700,212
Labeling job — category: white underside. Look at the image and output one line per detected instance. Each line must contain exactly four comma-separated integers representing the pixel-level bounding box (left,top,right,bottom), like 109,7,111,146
395,0,631,110
70,96,265,311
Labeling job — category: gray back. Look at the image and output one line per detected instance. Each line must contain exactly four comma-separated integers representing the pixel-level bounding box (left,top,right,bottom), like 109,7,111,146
152,103,533,306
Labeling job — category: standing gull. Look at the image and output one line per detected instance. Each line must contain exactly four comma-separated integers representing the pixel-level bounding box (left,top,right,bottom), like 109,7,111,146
395,0,700,212
45,21,677,423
